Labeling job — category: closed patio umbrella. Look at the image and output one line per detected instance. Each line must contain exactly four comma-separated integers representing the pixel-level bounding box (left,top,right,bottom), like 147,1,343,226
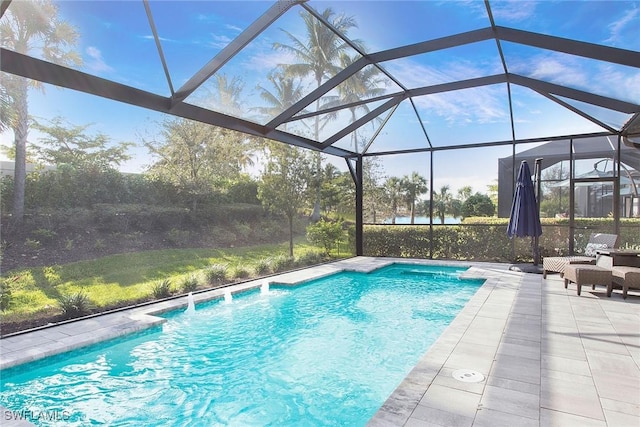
508,160,543,265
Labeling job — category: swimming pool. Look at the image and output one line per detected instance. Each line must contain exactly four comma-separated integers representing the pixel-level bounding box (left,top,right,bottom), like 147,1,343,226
1,264,484,426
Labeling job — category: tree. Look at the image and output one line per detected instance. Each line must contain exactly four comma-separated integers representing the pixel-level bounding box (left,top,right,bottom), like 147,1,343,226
320,164,353,214
462,192,495,217
449,199,463,219
540,164,570,217
306,219,344,255
257,145,310,257
335,52,386,151
1,0,82,223
362,157,387,223
197,73,245,117
457,186,473,203
275,8,359,221
31,117,131,169
384,177,404,224
255,69,306,130
433,185,453,224
0,85,13,133
487,180,499,207
401,172,428,224
145,118,246,211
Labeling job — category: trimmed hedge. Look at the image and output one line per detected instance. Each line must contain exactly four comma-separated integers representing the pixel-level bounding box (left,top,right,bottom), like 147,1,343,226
363,217,640,262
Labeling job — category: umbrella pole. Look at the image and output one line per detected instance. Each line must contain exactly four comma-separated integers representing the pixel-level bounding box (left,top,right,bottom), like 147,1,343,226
532,235,540,265
534,158,543,266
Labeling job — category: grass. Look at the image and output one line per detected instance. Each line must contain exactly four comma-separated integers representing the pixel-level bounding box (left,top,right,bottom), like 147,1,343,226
1,238,351,323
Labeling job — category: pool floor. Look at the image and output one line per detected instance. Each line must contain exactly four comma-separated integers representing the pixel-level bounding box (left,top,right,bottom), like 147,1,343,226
1,257,639,426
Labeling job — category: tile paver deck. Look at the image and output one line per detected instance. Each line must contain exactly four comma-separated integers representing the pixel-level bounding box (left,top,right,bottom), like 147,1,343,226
1,257,638,426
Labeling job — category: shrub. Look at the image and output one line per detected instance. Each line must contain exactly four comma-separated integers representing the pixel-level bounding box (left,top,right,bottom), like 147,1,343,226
254,258,272,276
181,274,200,292
24,238,42,250
461,193,495,217
193,204,265,225
233,222,253,241
151,279,173,298
166,228,191,247
93,204,189,233
306,219,344,255
209,226,237,246
31,228,57,244
295,250,325,267
251,218,289,242
64,238,74,251
0,278,12,311
271,254,295,272
230,266,250,280
205,264,228,286
58,291,93,319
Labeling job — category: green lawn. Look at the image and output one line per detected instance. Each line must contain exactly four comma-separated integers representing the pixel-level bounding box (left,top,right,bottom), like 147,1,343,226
1,239,344,322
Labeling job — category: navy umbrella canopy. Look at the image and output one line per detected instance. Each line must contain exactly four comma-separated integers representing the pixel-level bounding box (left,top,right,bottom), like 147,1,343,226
508,161,543,265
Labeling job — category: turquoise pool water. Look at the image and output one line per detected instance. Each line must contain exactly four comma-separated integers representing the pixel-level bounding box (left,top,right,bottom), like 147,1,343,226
1,264,483,426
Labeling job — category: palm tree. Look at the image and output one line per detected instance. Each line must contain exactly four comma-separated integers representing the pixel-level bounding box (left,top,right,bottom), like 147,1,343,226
255,69,306,132
0,85,13,133
457,186,473,203
384,177,404,224
274,8,358,221
401,172,428,224
1,0,82,223
203,73,244,118
433,185,453,224
336,53,386,151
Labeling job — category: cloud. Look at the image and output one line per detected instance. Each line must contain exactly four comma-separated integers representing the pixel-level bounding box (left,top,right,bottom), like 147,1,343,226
84,46,114,74
383,59,508,125
141,34,174,43
509,52,588,88
488,1,537,22
592,63,640,102
209,33,234,50
246,49,295,72
605,6,639,46
225,24,243,33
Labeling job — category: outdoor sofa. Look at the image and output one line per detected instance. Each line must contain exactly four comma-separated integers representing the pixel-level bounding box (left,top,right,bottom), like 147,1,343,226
542,233,619,279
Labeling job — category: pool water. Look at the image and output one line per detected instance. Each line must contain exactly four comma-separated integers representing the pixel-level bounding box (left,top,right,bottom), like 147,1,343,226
1,264,483,426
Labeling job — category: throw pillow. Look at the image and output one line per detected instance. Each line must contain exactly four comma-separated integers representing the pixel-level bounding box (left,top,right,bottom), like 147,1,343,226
584,242,609,257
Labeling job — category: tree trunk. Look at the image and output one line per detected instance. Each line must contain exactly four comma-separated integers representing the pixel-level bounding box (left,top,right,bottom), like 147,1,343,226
311,152,321,222
12,79,29,224
288,213,294,257
410,201,415,224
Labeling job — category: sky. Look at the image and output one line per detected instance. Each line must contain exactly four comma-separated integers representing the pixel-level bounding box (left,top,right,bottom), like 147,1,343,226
1,0,638,195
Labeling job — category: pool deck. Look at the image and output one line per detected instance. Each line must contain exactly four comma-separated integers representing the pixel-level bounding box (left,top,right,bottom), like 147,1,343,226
1,257,639,426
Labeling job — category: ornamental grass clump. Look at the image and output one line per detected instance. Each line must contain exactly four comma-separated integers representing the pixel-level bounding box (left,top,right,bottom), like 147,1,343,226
58,291,93,319
205,264,228,286
180,274,200,292
151,279,172,299
271,255,295,272
253,258,272,276
230,266,250,280
295,250,325,267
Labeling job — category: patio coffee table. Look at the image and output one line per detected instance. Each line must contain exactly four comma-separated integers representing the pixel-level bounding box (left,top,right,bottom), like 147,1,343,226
596,249,640,268
564,264,612,296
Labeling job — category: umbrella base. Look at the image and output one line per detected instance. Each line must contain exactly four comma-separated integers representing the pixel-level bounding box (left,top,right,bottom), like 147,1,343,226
509,263,544,274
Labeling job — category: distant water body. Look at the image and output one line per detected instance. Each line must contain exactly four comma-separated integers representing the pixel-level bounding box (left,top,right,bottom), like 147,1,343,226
384,216,461,225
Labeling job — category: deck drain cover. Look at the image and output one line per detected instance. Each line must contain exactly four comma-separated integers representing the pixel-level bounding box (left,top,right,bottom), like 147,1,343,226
452,369,485,383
